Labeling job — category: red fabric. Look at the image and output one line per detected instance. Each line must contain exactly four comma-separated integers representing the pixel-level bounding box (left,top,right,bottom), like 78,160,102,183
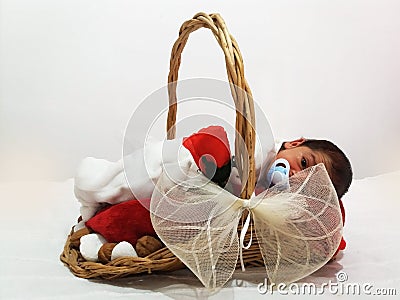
332,199,346,257
182,125,231,169
85,199,155,246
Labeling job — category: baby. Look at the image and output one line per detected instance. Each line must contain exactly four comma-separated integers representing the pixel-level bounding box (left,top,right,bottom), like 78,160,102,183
263,137,352,199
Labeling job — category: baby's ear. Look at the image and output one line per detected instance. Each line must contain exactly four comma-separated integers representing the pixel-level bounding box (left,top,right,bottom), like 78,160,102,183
283,138,306,149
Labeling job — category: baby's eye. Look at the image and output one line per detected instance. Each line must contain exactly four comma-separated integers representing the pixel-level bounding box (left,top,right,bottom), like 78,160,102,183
301,158,307,169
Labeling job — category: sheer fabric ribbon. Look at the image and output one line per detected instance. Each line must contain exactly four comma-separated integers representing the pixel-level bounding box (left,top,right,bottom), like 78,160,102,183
150,163,342,290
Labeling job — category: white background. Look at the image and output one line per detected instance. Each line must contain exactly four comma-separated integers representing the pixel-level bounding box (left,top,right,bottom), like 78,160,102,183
1,0,400,181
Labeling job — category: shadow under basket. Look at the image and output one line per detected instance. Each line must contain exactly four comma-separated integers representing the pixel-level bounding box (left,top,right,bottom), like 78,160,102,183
60,12,263,280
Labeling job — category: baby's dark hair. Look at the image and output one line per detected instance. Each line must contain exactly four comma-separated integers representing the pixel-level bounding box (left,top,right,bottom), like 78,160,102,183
302,139,352,198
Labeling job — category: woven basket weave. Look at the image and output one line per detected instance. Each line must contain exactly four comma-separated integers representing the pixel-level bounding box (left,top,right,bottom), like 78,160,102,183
60,12,264,280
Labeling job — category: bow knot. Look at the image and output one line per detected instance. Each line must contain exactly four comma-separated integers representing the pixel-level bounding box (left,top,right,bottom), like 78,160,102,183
241,199,252,209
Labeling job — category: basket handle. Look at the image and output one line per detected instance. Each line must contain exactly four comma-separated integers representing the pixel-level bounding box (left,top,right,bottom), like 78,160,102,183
166,12,256,199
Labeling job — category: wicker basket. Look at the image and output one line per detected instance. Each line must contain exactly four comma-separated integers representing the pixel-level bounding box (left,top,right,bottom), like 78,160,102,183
60,12,264,280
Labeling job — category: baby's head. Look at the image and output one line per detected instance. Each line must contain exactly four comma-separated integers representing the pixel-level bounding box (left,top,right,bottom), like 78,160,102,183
277,138,353,198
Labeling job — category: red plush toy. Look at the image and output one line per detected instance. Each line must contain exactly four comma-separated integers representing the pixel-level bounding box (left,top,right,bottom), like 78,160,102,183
85,198,155,246
183,125,232,187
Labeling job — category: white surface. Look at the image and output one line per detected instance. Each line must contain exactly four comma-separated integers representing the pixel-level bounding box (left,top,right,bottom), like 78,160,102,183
1,171,399,299
1,0,400,182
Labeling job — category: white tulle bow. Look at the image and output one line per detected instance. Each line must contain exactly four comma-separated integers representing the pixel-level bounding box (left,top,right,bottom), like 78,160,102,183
150,163,342,290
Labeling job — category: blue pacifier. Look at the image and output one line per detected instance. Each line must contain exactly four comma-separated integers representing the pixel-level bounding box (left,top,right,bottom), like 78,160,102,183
267,158,290,189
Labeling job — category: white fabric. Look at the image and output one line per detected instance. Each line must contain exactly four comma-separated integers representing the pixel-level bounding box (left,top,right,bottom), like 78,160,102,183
74,157,135,221
1,171,400,299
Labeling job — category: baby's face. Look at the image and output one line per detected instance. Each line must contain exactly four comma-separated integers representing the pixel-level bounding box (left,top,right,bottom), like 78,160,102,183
276,146,328,177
